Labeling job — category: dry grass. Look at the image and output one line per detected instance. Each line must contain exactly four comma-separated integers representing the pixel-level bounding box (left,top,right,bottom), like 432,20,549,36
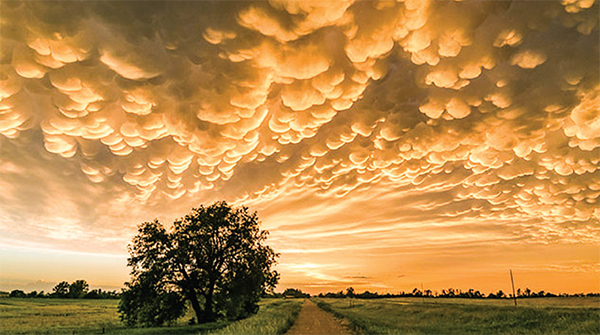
315,297,600,334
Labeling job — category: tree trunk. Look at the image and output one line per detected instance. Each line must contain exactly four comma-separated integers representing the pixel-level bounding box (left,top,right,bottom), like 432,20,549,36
201,276,217,322
203,289,215,322
187,291,204,324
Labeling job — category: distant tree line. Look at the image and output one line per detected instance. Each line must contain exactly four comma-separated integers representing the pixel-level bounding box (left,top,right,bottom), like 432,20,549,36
316,287,600,299
7,280,119,299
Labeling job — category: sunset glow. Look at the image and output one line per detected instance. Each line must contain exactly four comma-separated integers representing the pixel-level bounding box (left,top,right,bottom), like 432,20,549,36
1,0,598,296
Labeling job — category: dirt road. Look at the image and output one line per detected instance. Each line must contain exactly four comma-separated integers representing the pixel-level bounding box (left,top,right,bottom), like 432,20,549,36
285,300,352,335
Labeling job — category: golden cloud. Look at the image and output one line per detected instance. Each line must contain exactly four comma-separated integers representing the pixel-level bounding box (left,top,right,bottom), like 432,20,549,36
0,0,598,258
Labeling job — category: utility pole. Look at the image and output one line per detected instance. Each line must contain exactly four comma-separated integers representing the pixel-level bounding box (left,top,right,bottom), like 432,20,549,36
510,269,517,306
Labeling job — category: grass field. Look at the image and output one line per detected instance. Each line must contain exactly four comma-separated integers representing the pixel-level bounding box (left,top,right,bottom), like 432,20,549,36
0,298,303,335
3,296,598,334
0,298,121,334
315,297,600,334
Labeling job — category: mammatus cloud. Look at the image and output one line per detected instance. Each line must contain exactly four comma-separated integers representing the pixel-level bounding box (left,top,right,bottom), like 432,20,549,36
0,0,598,292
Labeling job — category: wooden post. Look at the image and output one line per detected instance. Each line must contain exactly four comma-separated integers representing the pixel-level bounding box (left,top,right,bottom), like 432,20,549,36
510,269,517,306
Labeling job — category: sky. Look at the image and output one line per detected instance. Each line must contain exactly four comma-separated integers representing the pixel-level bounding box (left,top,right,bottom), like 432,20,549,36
0,0,598,296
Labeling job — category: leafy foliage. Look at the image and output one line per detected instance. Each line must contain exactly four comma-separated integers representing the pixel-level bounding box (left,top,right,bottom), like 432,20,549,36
119,273,187,327
9,282,118,300
49,280,94,299
119,201,279,326
52,281,70,298
69,280,89,299
9,290,26,298
282,288,310,298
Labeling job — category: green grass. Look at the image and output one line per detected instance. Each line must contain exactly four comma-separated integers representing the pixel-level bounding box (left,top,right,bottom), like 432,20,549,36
315,297,600,334
0,298,302,335
208,298,303,335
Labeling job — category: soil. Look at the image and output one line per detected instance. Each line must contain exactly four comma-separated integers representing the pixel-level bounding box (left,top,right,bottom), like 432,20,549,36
285,299,353,335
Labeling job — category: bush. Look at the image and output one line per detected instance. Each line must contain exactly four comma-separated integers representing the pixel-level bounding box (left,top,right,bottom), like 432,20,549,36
9,290,26,298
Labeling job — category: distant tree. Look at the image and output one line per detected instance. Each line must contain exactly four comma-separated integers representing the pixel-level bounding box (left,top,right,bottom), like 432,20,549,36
324,292,340,298
282,288,309,298
85,289,101,299
346,287,355,298
9,290,26,298
52,281,70,298
85,289,117,299
262,291,283,298
119,201,279,327
357,291,379,299
69,280,89,299
85,289,120,299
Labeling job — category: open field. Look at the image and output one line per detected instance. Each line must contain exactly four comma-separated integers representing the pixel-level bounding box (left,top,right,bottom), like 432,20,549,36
315,297,600,334
0,298,121,334
0,298,303,335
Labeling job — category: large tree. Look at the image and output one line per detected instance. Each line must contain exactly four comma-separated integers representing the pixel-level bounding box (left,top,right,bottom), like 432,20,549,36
119,201,279,326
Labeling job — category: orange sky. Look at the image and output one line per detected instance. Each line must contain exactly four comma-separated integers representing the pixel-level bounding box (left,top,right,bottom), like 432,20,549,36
0,0,598,295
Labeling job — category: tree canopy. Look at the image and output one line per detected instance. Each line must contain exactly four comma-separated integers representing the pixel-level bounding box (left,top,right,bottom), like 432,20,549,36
118,201,279,327
52,281,70,297
68,280,89,298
